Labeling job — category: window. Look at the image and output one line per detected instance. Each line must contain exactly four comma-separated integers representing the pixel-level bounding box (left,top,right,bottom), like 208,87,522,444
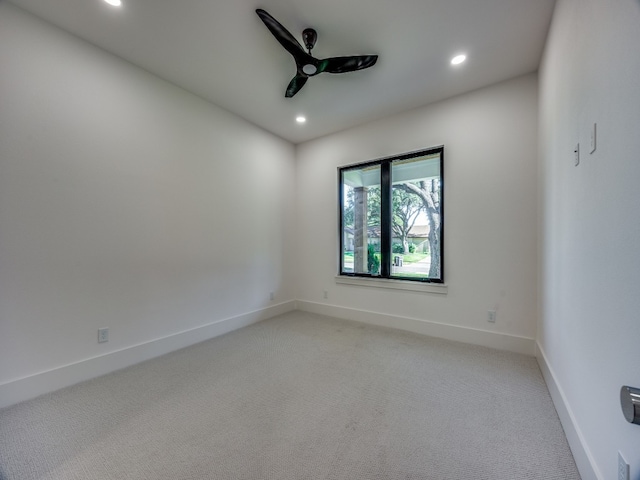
340,146,443,283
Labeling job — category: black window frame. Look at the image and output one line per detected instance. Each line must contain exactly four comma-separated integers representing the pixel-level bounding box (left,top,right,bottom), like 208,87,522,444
338,145,444,284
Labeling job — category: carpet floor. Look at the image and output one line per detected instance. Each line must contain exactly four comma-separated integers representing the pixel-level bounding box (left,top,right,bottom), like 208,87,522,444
0,311,580,479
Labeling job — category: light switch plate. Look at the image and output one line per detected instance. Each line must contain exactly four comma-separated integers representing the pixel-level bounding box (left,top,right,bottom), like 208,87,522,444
574,143,580,166
590,123,597,154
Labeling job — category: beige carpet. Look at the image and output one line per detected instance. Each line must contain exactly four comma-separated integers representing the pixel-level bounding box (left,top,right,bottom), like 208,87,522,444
0,311,580,479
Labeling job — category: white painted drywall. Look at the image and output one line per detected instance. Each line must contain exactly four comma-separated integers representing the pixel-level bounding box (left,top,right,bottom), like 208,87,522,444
295,74,539,347
538,0,640,478
0,3,296,388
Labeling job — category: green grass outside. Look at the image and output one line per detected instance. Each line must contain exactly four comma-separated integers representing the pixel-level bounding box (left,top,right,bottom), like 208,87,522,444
398,253,427,263
392,272,430,279
343,252,427,264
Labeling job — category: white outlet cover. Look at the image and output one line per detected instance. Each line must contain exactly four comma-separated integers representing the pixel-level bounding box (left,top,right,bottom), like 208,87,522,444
98,327,109,343
574,143,580,166
618,451,629,480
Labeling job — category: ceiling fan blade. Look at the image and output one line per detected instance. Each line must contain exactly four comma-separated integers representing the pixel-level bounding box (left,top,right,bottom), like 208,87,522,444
256,9,314,66
285,75,308,98
320,55,379,74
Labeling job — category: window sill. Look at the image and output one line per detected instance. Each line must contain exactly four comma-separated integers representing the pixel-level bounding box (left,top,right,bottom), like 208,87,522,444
335,275,448,294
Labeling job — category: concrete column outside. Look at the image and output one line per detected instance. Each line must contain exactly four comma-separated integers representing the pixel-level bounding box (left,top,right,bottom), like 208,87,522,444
353,186,368,273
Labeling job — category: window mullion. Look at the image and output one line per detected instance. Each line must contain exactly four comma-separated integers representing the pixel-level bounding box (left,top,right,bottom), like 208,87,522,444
380,161,391,278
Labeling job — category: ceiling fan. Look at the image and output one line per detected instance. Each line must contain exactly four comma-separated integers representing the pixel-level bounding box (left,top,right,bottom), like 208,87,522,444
255,9,379,98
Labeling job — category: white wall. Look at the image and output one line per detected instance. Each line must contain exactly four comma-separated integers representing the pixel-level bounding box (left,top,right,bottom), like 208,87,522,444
295,74,539,353
6,6,638,477
0,3,296,406
538,0,640,478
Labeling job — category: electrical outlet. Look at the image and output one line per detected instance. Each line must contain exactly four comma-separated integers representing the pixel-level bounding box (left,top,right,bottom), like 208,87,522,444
618,451,629,480
590,123,597,154
574,143,580,166
269,292,274,301
323,290,328,299
487,310,496,323
98,327,109,343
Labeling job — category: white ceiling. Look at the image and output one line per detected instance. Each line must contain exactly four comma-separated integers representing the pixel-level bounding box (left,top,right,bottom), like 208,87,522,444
8,0,556,144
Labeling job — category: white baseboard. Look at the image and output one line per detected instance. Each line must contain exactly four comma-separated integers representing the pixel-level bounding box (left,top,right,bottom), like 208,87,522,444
0,301,296,409
297,300,535,356
535,342,602,480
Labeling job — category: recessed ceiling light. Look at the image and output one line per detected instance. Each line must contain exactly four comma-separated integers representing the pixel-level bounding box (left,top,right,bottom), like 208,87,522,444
296,116,306,124
451,54,466,65
104,0,122,7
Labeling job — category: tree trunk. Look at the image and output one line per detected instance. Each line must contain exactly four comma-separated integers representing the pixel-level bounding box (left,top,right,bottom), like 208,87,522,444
427,222,440,278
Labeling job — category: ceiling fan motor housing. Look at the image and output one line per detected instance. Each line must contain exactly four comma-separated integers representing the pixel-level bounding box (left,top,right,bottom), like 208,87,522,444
302,28,317,52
